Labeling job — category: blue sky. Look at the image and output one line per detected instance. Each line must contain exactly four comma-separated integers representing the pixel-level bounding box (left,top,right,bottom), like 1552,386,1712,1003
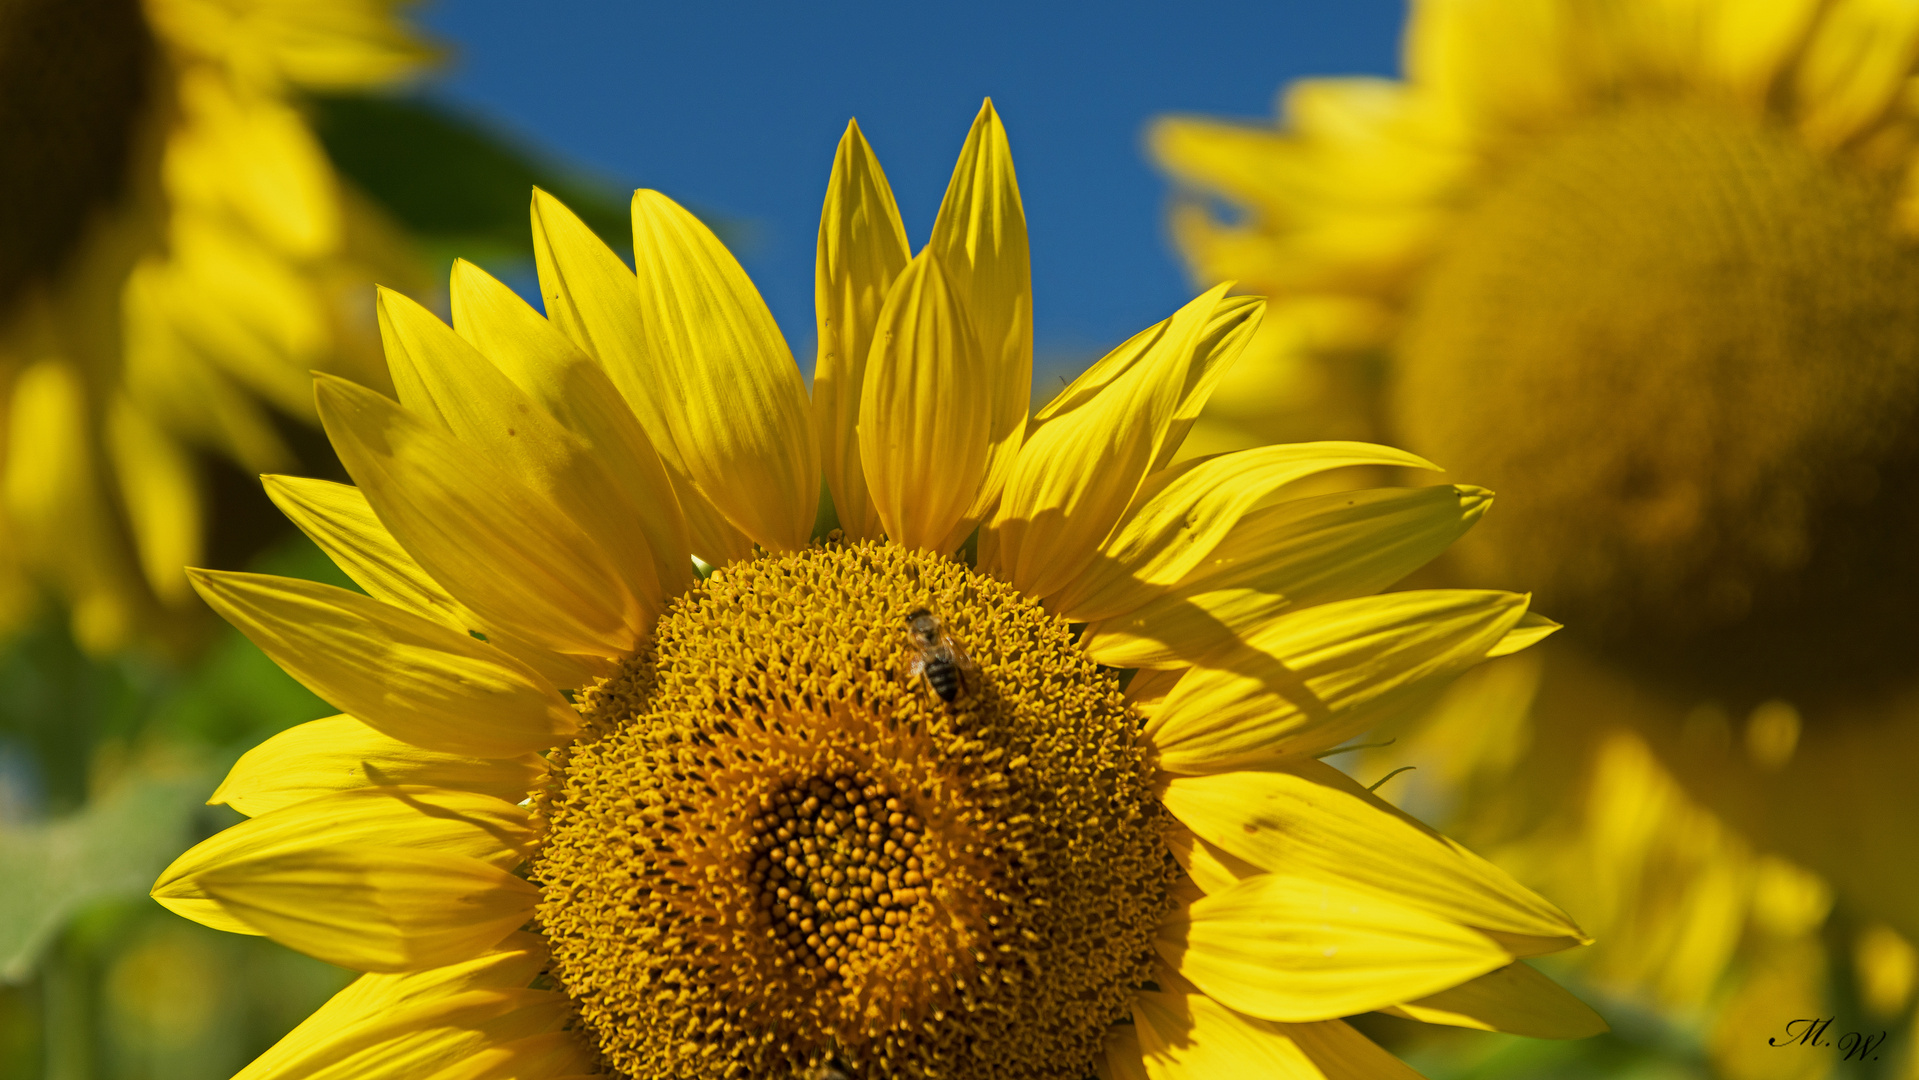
414,1,1406,365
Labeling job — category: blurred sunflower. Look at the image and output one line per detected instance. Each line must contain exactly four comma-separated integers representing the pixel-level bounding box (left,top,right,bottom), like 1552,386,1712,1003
1154,0,1919,1065
0,0,429,656
150,103,1605,1080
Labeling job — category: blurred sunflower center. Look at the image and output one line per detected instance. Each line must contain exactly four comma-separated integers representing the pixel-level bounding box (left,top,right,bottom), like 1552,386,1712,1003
1391,101,1919,706
0,0,152,311
534,540,1176,1080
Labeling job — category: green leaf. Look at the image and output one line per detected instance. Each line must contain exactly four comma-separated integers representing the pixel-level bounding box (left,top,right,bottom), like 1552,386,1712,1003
0,767,226,983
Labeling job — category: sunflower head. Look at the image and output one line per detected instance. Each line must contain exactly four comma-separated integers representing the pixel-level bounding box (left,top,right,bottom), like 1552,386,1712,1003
539,541,1178,1079
153,101,1601,1080
0,0,152,310
1155,0,1919,709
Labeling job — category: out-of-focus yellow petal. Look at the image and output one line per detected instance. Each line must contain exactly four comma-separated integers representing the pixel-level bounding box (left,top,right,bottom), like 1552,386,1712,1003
195,845,539,973
1700,0,1822,104
105,395,200,605
5,360,140,653
122,253,298,472
1794,0,1919,149
165,67,340,259
153,784,534,935
1161,761,1588,945
630,189,817,552
317,374,636,666
1405,0,1581,136
930,99,1032,522
231,933,559,1080
210,715,547,818
148,0,436,90
377,287,661,624
1134,983,1421,1079
418,1031,599,1080
1144,590,1530,769
529,189,751,565
188,569,577,757
1053,442,1441,624
1384,961,1609,1038
1158,872,1511,1022
815,119,910,542
987,287,1227,597
449,259,691,599
1085,484,1490,667
859,251,994,554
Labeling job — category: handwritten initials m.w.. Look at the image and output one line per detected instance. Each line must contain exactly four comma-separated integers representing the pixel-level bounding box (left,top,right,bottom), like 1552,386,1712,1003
1771,1018,1833,1047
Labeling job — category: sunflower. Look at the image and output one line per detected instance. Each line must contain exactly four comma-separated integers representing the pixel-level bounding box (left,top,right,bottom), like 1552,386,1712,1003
1151,0,1919,1058
0,0,428,655
150,102,1602,1080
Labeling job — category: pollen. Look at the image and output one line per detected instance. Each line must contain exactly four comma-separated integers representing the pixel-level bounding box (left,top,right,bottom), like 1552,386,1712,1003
533,540,1179,1080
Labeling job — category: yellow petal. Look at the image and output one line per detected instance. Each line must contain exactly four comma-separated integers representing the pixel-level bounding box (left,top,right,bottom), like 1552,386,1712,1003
1485,610,1561,657
858,251,995,553
5,360,142,654
1794,0,1919,149
1051,442,1440,623
1405,0,1580,135
814,119,911,542
930,99,1032,521
418,1031,599,1080
1134,985,1421,1079
1096,1023,1151,1080
157,783,534,888
209,715,546,818
529,188,752,565
1701,0,1822,104
1145,590,1531,769
261,475,610,691
104,395,200,605
234,934,554,1080
1158,872,1511,1022
1161,761,1589,945
375,289,659,625
122,253,296,472
1165,825,1264,897
241,984,568,1080
449,259,691,599
1384,961,1609,1038
154,783,533,937
1084,484,1491,666
188,569,577,757
264,475,469,628
631,189,818,551
317,374,636,665
1040,296,1264,475
166,68,341,258
987,286,1228,597
197,844,539,972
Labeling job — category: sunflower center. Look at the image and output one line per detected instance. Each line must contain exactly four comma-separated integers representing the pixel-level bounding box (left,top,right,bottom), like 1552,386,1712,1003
0,0,153,313
1391,101,1919,706
747,772,930,975
534,540,1177,1080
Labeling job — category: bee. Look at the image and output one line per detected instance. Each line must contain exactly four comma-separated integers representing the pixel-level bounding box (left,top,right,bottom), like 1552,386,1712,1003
802,1063,851,1080
904,606,978,703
